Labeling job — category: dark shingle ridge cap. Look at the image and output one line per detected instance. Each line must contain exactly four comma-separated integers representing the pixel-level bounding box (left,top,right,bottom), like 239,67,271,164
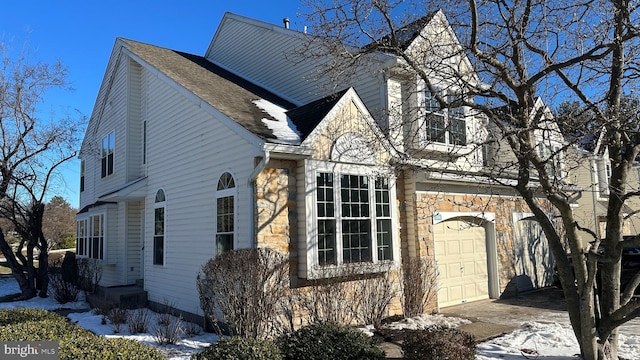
286,88,350,140
365,12,437,53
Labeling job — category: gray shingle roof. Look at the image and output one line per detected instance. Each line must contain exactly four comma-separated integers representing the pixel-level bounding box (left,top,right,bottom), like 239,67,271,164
121,38,298,142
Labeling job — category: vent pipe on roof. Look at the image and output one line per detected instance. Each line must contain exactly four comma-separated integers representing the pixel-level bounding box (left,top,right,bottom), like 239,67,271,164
283,18,290,29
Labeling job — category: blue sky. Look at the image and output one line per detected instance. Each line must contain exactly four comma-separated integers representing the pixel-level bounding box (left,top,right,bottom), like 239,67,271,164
1,0,303,208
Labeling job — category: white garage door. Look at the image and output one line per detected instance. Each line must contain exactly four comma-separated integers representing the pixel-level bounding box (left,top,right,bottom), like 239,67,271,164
434,219,489,307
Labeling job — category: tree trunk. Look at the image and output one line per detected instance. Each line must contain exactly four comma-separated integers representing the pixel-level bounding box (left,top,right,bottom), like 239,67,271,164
0,229,36,299
37,232,49,298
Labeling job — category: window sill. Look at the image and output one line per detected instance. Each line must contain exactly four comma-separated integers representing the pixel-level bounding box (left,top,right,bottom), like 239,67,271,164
305,261,397,280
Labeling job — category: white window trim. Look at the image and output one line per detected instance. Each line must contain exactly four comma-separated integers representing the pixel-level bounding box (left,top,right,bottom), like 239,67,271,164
215,171,238,255
303,159,400,279
536,141,565,180
101,130,115,178
153,189,166,267
596,157,612,200
420,86,471,151
76,212,107,262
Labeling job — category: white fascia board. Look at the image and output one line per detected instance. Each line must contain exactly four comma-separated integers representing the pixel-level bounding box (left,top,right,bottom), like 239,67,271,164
300,87,398,158
263,143,314,159
205,12,308,65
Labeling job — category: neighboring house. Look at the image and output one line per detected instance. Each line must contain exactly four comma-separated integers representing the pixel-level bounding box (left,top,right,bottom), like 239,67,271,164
569,132,640,241
77,11,557,322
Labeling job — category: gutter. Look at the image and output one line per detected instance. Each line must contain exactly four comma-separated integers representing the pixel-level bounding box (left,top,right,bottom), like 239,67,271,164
591,157,600,239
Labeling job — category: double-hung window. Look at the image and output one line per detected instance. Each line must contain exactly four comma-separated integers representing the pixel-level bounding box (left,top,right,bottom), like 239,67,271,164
425,89,467,146
76,214,104,260
311,163,396,272
101,131,115,177
537,143,563,180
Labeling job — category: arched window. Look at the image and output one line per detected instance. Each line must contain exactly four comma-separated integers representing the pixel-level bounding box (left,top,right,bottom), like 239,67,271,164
216,173,236,254
154,189,166,265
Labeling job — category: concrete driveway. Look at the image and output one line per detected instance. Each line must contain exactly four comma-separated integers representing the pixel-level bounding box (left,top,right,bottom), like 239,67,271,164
440,287,640,341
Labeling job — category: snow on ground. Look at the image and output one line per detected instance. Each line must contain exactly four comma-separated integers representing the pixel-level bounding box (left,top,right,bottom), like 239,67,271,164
66,310,218,360
1,276,640,359
477,321,640,360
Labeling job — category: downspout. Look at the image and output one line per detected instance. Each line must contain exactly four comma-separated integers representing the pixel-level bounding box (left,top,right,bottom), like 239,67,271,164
591,157,600,240
249,149,270,249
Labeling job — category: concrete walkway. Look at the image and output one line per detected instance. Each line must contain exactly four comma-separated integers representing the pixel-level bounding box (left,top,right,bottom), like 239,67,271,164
441,287,640,340
383,287,640,358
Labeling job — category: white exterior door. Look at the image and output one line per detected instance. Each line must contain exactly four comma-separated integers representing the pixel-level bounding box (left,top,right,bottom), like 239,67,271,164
434,219,489,307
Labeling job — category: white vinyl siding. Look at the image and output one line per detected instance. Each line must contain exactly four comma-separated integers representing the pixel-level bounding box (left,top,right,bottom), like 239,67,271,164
207,14,390,115
126,59,145,180
79,57,131,210
126,201,143,284
141,70,256,316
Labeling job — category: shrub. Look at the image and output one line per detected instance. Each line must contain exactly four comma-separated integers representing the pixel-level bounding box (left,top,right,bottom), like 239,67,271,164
401,326,476,360
106,307,128,333
197,248,290,338
49,274,79,304
400,257,438,318
127,308,150,334
183,320,203,337
277,322,386,360
0,308,163,360
152,312,184,345
193,337,283,360
77,257,102,293
0,308,61,326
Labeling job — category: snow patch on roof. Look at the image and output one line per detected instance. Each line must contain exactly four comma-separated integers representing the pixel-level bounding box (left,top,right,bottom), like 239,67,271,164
253,99,301,144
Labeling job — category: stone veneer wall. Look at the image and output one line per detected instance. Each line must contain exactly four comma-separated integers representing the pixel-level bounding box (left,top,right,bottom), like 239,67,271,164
254,160,300,286
411,191,552,297
254,161,405,324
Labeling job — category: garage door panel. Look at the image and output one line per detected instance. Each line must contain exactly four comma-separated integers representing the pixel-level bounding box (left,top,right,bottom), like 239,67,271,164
434,219,489,307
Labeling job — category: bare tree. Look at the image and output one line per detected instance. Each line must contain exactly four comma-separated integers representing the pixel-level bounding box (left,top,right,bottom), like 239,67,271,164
299,0,640,359
0,39,83,299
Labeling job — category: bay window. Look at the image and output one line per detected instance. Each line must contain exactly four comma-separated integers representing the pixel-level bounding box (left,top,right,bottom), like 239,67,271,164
76,214,104,260
309,161,397,274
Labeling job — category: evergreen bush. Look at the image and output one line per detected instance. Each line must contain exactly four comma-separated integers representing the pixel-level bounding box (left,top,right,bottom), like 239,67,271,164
193,337,282,360
401,326,476,360
277,322,385,360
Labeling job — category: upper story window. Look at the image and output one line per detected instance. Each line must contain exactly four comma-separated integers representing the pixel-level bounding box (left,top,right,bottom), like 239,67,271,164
216,172,236,254
596,158,612,198
537,143,563,180
142,120,147,165
425,89,466,146
101,131,115,178
154,189,166,266
311,162,396,271
80,160,85,192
